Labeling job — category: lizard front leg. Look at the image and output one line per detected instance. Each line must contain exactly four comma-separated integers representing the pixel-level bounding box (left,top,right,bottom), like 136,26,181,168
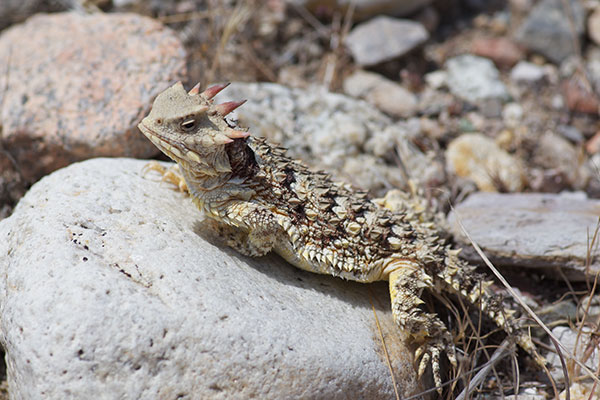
142,161,188,192
207,201,279,257
386,258,457,395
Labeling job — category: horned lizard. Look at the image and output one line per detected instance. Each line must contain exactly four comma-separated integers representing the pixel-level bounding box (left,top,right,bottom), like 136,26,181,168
138,82,544,394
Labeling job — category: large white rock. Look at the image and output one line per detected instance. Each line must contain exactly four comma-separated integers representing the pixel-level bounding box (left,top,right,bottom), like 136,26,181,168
0,158,423,399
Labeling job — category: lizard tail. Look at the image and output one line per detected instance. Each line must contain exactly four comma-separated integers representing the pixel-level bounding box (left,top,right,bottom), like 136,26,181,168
438,248,545,366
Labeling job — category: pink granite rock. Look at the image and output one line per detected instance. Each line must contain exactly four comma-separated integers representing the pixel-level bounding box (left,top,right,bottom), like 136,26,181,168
0,12,186,182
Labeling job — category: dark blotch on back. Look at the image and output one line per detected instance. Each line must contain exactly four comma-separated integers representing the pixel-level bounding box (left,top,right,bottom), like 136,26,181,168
282,167,296,189
225,139,258,179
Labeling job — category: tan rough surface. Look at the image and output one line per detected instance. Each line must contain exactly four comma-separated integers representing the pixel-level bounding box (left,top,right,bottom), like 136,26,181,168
0,12,186,181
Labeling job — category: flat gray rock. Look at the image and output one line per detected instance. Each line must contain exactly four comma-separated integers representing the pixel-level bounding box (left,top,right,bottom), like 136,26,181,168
515,0,584,64
0,158,423,399
345,16,428,66
448,192,600,281
0,12,186,182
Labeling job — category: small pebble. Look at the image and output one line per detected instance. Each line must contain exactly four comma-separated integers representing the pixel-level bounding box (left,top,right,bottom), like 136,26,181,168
446,54,510,103
446,133,525,192
510,60,546,83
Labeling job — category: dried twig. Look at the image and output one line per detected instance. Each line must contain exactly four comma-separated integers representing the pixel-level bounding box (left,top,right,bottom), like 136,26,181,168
157,10,213,24
367,287,400,400
456,339,512,400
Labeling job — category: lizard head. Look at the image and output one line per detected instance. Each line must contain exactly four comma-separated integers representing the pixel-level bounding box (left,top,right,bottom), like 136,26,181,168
138,81,249,176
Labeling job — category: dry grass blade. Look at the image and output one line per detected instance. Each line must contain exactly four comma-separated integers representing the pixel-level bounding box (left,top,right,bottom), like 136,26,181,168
157,10,212,24
239,38,278,82
207,1,252,84
585,218,600,286
451,206,600,388
367,288,400,400
404,347,517,400
560,0,594,93
289,3,330,40
0,47,22,174
453,290,512,399
455,339,512,400
320,3,354,90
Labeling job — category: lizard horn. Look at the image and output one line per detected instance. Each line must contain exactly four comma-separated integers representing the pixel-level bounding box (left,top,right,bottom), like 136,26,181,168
202,83,230,99
188,82,201,95
215,100,246,116
213,133,234,145
225,128,250,139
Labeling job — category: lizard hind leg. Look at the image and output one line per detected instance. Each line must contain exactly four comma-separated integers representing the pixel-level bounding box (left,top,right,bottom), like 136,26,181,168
386,259,457,395
441,250,546,367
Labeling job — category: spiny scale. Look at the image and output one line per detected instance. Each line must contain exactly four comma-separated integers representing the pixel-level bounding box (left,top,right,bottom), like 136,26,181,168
138,82,545,395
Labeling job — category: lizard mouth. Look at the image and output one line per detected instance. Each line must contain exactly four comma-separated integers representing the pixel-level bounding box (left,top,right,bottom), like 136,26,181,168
138,122,193,163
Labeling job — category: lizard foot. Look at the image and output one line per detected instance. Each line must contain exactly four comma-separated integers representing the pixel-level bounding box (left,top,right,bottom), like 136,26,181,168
142,161,188,193
414,333,457,394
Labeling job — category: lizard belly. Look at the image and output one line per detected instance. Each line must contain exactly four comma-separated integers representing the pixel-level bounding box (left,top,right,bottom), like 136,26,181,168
273,237,383,283
273,239,326,275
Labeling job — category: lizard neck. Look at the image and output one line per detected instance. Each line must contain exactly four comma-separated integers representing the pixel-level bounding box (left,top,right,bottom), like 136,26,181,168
182,168,232,194
180,137,260,206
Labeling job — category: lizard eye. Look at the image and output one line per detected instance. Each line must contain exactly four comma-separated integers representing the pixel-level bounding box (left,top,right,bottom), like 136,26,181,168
180,119,196,132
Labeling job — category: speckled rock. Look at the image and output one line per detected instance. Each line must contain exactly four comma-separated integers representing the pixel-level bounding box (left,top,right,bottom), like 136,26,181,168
471,37,524,68
343,70,418,117
0,158,423,400
578,294,600,320
515,0,584,64
214,82,441,196
448,191,600,281
445,55,510,103
561,78,600,115
547,326,599,382
345,16,429,66
559,383,600,400
445,133,525,192
500,389,547,400
0,12,186,182
532,131,591,190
